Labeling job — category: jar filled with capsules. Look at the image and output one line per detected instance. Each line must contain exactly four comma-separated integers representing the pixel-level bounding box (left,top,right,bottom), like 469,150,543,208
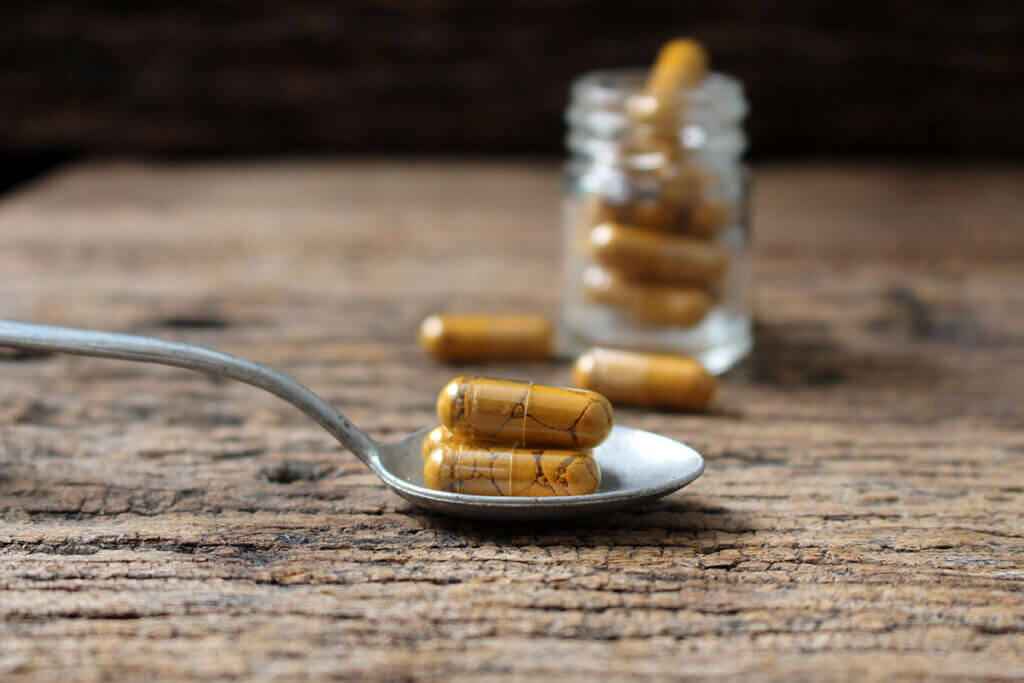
562,39,751,374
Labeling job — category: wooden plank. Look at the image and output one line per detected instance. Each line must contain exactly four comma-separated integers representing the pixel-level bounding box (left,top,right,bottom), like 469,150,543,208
1,162,1023,681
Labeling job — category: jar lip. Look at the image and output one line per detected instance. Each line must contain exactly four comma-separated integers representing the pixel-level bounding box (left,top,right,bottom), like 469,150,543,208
571,67,745,111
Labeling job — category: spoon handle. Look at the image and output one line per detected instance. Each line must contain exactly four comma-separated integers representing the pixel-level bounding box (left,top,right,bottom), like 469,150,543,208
0,319,379,465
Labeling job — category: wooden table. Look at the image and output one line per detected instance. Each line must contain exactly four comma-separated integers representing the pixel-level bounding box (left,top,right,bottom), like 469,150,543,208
1,162,1022,681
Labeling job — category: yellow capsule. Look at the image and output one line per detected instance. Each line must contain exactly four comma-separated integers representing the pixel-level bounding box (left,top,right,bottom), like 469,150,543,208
437,376,614,449
579,193,624,228
424,443,600,497
625,198,685,232
582,266,711,327
421,425,456,459
628,38,709,128
681,199,731,238
589,222,728,286
573,348,716,411
662,165,715,206
418,314,553,362
647,38,709,93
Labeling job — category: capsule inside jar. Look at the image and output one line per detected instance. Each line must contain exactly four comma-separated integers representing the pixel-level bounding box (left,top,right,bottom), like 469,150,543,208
582,265,711,327
424,443,601,497
588,222,728,286
437,376,613,449
573,348,716,411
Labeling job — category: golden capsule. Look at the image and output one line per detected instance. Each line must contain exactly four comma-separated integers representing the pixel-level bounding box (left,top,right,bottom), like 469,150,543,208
437,376,614,449
647,38,709,93
589,222,728,286
582,266,711,327
662,165,715,205
421,425,456,459
573,348,716,411
579,193,624,228
681,199,731,238
628,38,709,128
626,198,685,232
424,444,601,497
418,314,553,362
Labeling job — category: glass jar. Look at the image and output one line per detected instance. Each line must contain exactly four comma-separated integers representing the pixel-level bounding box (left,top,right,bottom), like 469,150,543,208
562,68,751,374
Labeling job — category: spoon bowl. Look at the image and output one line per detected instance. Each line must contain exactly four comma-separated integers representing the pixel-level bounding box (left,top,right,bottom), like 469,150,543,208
376,426,703,520
0,319,705,520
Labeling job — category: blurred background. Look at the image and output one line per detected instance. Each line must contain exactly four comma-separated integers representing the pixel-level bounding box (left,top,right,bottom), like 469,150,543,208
2,1,1022,193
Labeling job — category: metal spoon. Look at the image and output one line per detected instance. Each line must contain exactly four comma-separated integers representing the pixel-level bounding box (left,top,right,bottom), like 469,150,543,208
0,319,704,521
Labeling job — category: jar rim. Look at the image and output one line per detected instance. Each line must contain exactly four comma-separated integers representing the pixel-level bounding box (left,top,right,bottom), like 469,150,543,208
570,68,746,114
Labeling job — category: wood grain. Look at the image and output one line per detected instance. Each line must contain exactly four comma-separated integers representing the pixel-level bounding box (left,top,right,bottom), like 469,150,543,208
1,161,1023,681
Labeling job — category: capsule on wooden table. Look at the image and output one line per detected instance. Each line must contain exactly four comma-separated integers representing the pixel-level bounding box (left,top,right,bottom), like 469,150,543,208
573,348,716,411
582,266,711,327
421,425,456,459
418,314,553,362
423,443,601,497
437,376,614,449
588,222,728,286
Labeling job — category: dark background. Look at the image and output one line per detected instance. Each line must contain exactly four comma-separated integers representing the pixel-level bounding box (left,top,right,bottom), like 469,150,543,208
2,2,1022,190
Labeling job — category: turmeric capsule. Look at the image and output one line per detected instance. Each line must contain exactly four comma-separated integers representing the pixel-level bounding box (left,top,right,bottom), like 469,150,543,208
589,222,728,286
628,38,709,125
579,193,624,228
582,266,711,327
681,199,731,238
625,198,685,232
662,165,715,207
421,425,456,459
573,348,716,411
437,376,613,449
424,444,600,497
647,38,709,93
418,314,552,362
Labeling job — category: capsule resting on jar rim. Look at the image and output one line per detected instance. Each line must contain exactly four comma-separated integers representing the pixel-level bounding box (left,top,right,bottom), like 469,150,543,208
437,376,614,448
582,266,711,327
647,38,709,93
419,314,553,362
573,348,716,411
628,38,709,126
589,222,728,286
422,425,456,459
423,444,601,497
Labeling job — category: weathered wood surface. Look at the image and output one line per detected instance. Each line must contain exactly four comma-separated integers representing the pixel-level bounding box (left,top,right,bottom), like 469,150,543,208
1,162,1023,681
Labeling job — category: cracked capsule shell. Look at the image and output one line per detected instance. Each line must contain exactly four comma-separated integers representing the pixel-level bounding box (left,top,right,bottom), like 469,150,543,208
573,348,716,411
437,376,614,449
423,444,601,497
589,222,728,286
418,314,553,362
